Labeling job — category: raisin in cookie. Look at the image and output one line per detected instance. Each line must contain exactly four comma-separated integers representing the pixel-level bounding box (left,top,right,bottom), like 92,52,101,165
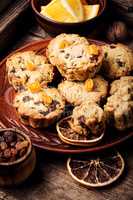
7,51,55,91
58,75,108,106
14,86,65,128
102,43,133,79
47,34,104,81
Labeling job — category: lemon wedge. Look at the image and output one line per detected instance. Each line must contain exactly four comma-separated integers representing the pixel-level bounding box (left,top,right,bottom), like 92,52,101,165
81,0,88,4
40,0,78,23
83,4,100,20
62,0,84,21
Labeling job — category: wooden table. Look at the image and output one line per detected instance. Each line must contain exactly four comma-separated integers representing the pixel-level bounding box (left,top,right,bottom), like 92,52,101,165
0,23,133,200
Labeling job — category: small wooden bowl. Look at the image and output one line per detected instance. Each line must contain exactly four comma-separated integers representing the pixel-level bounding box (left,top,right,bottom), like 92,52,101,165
0,128,36,187
31,0,106,35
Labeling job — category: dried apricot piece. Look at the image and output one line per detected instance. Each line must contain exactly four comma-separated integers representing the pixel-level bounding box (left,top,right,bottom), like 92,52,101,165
26,61,36,71
41,92,53,105
28,81,42,93
87,44,99,55
84,79,94,92
59,40,72,49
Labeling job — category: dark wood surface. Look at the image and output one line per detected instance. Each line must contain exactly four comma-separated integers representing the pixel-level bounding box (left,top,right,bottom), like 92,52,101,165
0,23,133,199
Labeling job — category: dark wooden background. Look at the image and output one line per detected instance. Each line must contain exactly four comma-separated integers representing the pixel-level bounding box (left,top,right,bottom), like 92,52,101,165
0,0,133,199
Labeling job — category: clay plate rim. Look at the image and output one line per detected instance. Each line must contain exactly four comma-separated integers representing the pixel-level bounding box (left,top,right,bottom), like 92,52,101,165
0,39,133,154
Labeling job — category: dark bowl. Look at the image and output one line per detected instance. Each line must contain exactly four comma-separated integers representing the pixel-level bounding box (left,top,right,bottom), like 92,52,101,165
31,0,107,35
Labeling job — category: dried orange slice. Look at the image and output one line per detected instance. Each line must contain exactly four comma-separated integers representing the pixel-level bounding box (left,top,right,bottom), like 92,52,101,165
84,79,94,92
67,151,125,187
28,81,42,93
83,4,100,20
56,116,104,146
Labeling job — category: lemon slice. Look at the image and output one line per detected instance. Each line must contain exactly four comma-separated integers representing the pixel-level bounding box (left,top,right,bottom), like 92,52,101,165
62,0,84,21
56,116,104,146
40,0,78,22
83,4,100,20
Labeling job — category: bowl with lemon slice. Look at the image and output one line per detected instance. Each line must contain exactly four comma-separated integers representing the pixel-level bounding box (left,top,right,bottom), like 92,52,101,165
31,0,106,34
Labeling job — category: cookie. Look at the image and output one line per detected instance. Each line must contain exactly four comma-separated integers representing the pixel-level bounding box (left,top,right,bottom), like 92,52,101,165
70,101,105,136
47,33,104,81
7,51,55,91
14,87,65,128
110,76,133,96
104,93,133,131
58,75,108,106
102,43,133,79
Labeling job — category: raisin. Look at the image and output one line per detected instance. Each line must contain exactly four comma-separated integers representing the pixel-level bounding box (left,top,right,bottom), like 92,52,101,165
90,55,98,62
4,131,17,143
23,96,33,102
110,44,116,49
77,55,82,58
10,67,16,73
0,136,4,142
65,53,70,59
10,148,17,157
49,100,59,112
104,52,108,58
19,148,26,157
78,116,86,127
4,149,11,159
16,141,28,151
34,101,42,105
116,59,125,67
0,142,7,150
39,110,49,116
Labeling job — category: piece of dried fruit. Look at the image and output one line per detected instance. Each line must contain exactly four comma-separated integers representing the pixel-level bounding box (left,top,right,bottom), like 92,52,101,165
59,40,72,49
84,79,94,92
87,44,99,55
4,131,16,143
4,149,11,159
28,81,42,93
67,151,125,187
16,141,29,151
0,142,7,150
26,61,36,71
41,92,53,105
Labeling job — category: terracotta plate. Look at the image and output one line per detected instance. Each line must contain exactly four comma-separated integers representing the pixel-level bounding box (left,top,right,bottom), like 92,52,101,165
0,39,133,154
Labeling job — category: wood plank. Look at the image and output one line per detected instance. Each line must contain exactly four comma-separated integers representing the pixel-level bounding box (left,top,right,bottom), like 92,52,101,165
0,0,33,57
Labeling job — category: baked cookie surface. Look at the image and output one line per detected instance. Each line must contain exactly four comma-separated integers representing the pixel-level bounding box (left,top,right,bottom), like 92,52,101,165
14,87,65,128
104,93,133,131
110,76,133,96
58,75,108,106
47,34,104,81
7,51,55,91
70,101,105,136
102,43,133,79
